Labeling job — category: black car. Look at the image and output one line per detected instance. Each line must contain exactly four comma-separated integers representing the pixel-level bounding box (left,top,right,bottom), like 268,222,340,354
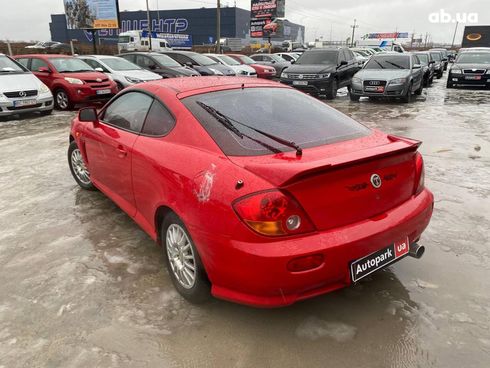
430,48,449,71
160,51,236,76
280,47,360,99
413,51,435,86
447,50,490,89
117,52,199,78
429,51,444,79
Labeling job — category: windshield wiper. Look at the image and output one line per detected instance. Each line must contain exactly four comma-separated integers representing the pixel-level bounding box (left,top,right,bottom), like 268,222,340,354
197,101,303,156
384,61,405,69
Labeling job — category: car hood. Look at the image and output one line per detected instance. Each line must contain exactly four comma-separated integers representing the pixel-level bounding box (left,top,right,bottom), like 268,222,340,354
355,69,411,80
452,63,490,70
207,63,236,75
284,64,336,73
118,69,162,81
60,71,109,81
0,73,43,92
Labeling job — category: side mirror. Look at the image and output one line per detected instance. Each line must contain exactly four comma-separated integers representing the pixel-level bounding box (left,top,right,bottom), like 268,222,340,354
78,107,98,123
290,60,295,64
184,62,194,68
413,64,422,69
149,64,157,70
38,66,51,73
271,60,276,64
338,60,348,68
429,60,435,64
95,67,104,72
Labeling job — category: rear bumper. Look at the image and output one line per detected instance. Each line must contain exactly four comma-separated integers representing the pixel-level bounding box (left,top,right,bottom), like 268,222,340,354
192,188,434,307
0,96,53,116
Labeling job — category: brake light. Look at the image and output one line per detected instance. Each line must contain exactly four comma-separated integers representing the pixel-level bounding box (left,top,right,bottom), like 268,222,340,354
414,152,425,195
233,190,315,236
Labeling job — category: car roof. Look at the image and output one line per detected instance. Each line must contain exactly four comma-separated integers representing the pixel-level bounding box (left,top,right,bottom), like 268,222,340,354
80,55,119,59
143,76,280,95
14,54,73,58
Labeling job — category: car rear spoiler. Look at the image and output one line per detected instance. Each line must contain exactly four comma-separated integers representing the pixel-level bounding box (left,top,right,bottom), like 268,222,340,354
243,135,422,187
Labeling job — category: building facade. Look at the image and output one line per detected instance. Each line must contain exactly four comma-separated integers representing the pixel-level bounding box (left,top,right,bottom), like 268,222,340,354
49,7,304,46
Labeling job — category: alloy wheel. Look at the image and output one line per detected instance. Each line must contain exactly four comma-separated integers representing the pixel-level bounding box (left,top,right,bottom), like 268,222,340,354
56,91,69,110
166,224,196,289
71,148,91,185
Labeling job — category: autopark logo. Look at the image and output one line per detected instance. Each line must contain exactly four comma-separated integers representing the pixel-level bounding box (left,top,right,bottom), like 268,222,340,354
428,9,478,24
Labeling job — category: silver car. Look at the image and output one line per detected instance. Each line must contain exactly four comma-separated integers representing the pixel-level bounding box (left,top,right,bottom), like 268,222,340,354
77,55,162,91
0,53,53,117
350,53,424,103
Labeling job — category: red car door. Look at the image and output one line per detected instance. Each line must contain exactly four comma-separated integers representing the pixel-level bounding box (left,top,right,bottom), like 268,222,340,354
30,58,53,88
83,92,154,216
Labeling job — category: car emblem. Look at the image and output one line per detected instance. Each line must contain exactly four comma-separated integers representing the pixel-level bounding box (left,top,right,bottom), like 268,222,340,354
298,74,304,79
370,174,382,189
369,80,380,85
472,69,477,72
96,78,102,82
19,91,26,97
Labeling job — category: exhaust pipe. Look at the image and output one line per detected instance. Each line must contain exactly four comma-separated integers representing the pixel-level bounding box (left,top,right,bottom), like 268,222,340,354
409,243,425,259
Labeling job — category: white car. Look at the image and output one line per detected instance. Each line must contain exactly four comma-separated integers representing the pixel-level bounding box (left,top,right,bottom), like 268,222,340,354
77,55,162,90
204,54,257,77
0,53,53,117
274,52,300,62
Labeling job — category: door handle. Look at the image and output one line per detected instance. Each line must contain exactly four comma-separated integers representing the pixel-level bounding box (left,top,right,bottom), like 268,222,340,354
116,145,127,158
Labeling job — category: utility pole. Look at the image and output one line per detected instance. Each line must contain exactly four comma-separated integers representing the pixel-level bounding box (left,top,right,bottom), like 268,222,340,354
146,0,152,51
424,32,428,48
451,21,459,49
156,0,161,31
216,0,221,53
350,19,358,47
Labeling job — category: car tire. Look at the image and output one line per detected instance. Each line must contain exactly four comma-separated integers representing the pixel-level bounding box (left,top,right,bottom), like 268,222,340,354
401,82,412,103
68,141,96,190
55,89,73,110
415,83,423,95
446,80,454,88
437,71,443,79
349,93,360,102
429,76,434,85
325,79,338,100
40,109,53,116
161,213,211,304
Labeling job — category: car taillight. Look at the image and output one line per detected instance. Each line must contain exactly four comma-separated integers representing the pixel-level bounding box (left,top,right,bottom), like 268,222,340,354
414,152,425,195
233,190,316,236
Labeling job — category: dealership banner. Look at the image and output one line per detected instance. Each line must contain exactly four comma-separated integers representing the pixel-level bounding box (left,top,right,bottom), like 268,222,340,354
141,31,193,49
64,0,120,30
462,25,490,48
251,0,285,18
367,32,409,39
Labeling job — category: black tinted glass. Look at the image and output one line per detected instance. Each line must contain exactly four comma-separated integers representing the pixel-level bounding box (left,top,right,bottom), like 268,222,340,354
142,101,176,136
296,51,338,65
183,88,369,156
102,92,153,133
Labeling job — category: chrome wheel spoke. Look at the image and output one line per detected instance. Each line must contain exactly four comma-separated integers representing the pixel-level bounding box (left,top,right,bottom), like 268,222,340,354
71,149,91,185
165,224,196,289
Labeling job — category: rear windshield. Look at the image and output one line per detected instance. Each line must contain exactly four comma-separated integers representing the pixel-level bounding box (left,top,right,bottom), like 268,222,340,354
296,51,338,65
217,55,240,65
364,55,410,69
183,87,370,156
101,57,142,70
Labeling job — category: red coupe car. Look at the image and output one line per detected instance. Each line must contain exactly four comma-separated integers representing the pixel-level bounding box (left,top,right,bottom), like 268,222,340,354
68,77,433,307
227,54,276,79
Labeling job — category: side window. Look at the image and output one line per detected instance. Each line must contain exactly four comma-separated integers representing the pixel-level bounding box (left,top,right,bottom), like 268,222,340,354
136,55,156,69
31,58,49,72
141,100,176,136
101,92,153,133
123,54,136,64
338,51,346,63
412,55,419,66
263,55,272,62
16,58,30,68
253,55,262,61
171,54,192,65
83,59,105,71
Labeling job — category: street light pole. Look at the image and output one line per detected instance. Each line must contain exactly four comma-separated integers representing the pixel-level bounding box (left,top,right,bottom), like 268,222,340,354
350,19,358,47
216,0,221,53
146,0,152,51
451,21,459,49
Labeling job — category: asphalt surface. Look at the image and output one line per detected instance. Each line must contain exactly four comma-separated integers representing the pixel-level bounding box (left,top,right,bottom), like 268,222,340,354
0,78,489,368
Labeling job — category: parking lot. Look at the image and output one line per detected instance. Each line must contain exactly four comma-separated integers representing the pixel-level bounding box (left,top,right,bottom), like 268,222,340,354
0,78,489,367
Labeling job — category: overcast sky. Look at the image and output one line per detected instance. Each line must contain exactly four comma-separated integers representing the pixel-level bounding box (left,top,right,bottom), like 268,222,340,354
0,0,488,44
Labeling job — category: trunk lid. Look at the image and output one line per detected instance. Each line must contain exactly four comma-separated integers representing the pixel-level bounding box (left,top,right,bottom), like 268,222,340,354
229,131,420,231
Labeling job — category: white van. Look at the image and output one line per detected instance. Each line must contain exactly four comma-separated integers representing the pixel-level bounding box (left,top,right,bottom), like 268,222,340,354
0,54,54,117
118,30,172,53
